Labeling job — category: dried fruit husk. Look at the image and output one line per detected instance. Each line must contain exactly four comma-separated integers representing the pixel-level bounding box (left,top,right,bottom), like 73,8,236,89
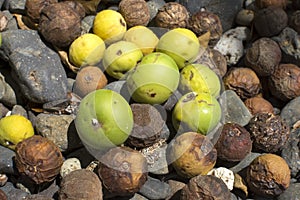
255,0,288,8
125,103,165,149
63,0,101,15
98,146,148,196
269,63,300,102
223,67,261,100
246,153,291,197
14,135,63,184
38,1,85,48
181,175,232,200
59,169,103,200
244,96,274,115
246,112,290,153
25,0,58,23
215,123,252,162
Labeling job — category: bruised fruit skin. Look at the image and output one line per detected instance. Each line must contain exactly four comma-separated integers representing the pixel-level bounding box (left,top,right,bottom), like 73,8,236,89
167,132,217,178
156,28,200,69
179,63,221,97
126,52,180,104
103,40,143,79
74,89,133,158
172,92,221,135
93,9,127,44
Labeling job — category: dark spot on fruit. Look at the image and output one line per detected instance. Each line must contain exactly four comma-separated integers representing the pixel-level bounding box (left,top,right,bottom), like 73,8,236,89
183,93,196,102
189,71,194,80
117,50,122,56
120,18,126,27
150,93,156,97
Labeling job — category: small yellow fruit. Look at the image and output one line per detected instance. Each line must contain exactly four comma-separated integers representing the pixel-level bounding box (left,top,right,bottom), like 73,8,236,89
69,33,106,68
93,9,127,44
123,26,159,55
0,115,34,150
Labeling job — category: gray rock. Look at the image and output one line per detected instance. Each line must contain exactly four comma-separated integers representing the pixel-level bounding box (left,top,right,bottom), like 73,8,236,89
35,113,81,152
1,182,29,200
11,105,27,118
229,152,261,173
177,0,244,31
0,145,15,174
0,103,9,118
147,0,165,21
0,0,5,9
1,10,18,31
277,182,300,200
130,193,149,200
3,0,26,14
0,72,17,106
0,30,68,104
81,15,95,35
104,80,131,102
166,180,185,200
280,96,300,128
139,176,171,200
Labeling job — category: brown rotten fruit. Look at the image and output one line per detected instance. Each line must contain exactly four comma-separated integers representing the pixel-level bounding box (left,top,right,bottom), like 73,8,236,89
247,153,290,198
25,0,58,23
14,135,63,184
244,96,274,115
167,132,217,178
255,0,288,8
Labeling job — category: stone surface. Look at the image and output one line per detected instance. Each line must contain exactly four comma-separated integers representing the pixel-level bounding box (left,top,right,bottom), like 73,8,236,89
0,145,15,174
3,0,26,14
35,113,81,152
0,72,16,106
166,180,186,200
11,105,27,118
130,193,149,200
1,10,19,31
0,30,68,104
139,176,171,200
280,96,300,128
277,182,300,200
104,80,131,101
229,152,261,173
0,182,29,200
81,15,95,35
60,158,82,178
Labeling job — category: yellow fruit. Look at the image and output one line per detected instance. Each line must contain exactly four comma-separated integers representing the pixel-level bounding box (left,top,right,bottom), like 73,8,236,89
93,9,127,44
0,115,34,150
69,33,106,68
123,26,159,55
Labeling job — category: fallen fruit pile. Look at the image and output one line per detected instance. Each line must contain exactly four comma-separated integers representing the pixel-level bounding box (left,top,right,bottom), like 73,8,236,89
0,0,300,199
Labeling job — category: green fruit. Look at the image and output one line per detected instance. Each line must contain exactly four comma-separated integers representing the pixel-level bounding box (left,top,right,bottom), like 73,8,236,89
179,64,221,97
103,41,143,79
126,52,179,104
156,28,200,69
172,92,221,135
75,89,133,156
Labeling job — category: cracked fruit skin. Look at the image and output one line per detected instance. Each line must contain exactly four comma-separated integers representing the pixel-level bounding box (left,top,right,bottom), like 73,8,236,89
126,52,180,104
172,92,221,135
156,28,200,69
74,89,133,157
0,115,34,150
179,64,221,97
93,9,127,44
123,26,159,55
69,33,106,68
103,40,143,79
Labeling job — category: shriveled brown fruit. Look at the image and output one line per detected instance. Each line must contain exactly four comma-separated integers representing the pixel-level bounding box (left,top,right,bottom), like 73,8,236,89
155,2,189,29
246,112,290,153
289,10,300,34
244,96,274,115
245,37,281,77
25,0,58,23
118,0,150,27
15,135,63,184
59,169,103,200
269,63,300,102
98,146,148,196
167,132,217,178
223,67,261,100
181,175,231,200
73,66,108,98
62,0,101,15
125,103,165,149
253,6,288,37
215,123,252,162
188,10,223,47
38,1,85,48
247,153,290,198
255,0,288,8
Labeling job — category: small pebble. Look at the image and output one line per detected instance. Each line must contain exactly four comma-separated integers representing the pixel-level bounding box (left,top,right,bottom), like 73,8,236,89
11,105,28,118
0,145,15,174
139,176,171,200
60,158,82,178
166,180,186,200
0,182,29,200
207,167,235,190
235,9,255,26
277,182,300,200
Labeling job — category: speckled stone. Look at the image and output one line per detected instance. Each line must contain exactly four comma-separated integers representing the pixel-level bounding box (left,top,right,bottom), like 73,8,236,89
0,145,15,174
139,176,171,200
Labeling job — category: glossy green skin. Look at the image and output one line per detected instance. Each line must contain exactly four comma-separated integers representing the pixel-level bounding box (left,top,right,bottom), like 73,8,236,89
126,52,180,104
172,92,221,135
75,89,133,155
156,30,200,69
179,64,221,98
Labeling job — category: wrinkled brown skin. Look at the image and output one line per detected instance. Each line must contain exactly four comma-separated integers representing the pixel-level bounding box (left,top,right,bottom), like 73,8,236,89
289,11,300,34
188,11,223,47
167,132,217,178
223,67,261,100
269,63,300,102
215,123,252,162
244,96,274,115
255,0,288,8
15,135,63,184
119,0,150,27
247,153,291,198
38,1,85,48
59,169,103,200
181,175,232,200
98,146,148,196
246,112,290,153
155,2,189,29
25,0,58,23
125,103,164,149
245,37,281,77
